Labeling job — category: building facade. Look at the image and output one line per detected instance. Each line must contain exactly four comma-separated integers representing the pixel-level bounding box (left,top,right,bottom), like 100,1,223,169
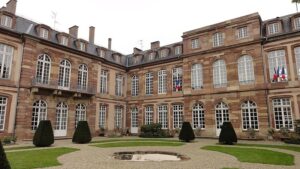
0,0,299,139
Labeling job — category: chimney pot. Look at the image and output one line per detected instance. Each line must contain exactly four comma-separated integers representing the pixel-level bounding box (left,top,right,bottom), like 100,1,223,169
151,41,160,50
89,26,95,44
69,25,78,38
108,38,112,50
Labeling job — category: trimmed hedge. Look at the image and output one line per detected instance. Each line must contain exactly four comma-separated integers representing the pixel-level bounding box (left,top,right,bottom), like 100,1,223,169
179,122,195,142
72,121,92,144
0,141,11,169
33,120,54,147
139,123,169,138
219,122,237,145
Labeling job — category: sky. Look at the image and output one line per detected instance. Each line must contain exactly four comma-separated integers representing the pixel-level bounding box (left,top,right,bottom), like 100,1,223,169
4,0,298,54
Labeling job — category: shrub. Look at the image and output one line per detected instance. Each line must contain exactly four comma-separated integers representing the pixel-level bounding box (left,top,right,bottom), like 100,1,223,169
179,122,195,142
72,121,92,144
219,122,237,145
139,123,169,138
33,120,54,147
294,119,300,135
0,141,11,169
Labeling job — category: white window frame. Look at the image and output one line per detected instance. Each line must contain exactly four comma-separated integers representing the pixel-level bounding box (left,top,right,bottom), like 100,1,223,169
237,27,248,39
238,55,255,84
145,72,153,95
215,102,229,129
31,100,47,130
75,104,86,127
192,103,205,129
191,39,199,49
55,102,68,131
213,32,224,47
58,59,71,90
160,49,167,58
158,70,167,94
0,43,13,79
100,50,105,58
99,105,107,129
115,74,123,96
213,60,227,88
149,52,155,61
173,104,183,129
191,64,203,89
131,107,138,128
36,54,51,84
79,42,86,51
0,96,7,130
39,28,49,39
158,105,168,129
115,106,123,129
273,98,294,130
145,106,153,125
268,50,288,82
294,47,300,78
172,67,183,92
294,17,300,30
268,23,280,35
175,46,182,55
100,70,108,93
60,36,68,46
0,15,12,28
131,75,139,96
78,64,88,91
241,101,259,130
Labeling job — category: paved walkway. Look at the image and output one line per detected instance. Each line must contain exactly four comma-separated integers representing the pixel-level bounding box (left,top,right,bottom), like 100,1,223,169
6,137,300,169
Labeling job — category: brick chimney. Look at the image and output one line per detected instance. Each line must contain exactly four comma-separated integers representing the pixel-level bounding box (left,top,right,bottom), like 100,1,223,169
108,38,112,50
5,0,17,14
69,25,78,38
89,26,95,44
151,41,160,50
133,47,142,54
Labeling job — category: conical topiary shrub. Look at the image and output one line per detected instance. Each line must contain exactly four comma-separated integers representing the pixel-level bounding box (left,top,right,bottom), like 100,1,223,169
33,120,54,147
179,122,195,142
0,141,11,169
219,122,237,145
72,121,92,144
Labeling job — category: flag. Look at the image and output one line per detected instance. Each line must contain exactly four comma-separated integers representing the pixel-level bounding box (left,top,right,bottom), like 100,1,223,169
281,66,286,80
273,67,278,82
175,79,182,91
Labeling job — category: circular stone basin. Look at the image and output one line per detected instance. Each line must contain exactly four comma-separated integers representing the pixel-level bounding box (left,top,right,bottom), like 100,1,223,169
113,151,190,162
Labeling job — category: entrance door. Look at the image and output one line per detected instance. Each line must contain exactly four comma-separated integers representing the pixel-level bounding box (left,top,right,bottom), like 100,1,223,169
131,107,138,134
54,102,68,137
215,102,229,136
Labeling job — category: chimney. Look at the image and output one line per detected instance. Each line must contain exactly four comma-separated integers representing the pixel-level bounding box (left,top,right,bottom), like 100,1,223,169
89,26,95,44
5,0,17,14
151,41,160,50
133,47,142,54
69,25,78,38
108,38,112,50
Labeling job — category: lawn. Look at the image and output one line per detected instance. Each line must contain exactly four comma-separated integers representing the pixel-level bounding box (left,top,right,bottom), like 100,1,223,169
202,146,294,166
6,147,79,169
90,138,179,144
237,143,300,152
4,146,35,151
93,141,184,148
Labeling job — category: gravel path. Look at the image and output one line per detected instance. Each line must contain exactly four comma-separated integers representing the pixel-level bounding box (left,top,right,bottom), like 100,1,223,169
29,138,300,169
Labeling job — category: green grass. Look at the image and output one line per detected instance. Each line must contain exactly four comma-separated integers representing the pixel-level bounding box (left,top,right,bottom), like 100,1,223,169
93,141,184,148
222,168,240,169
202,146,294,166
237,143,300,152
90,138,179,144
7,147,79,169
4,146,35,151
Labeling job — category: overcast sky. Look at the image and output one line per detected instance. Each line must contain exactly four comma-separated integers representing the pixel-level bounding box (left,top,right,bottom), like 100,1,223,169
8,0,298,54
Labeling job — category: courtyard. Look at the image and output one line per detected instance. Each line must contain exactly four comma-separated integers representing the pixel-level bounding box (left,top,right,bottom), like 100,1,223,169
3,137,300,169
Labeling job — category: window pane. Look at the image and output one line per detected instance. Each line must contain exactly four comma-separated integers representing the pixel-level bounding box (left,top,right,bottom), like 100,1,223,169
0,44,13,79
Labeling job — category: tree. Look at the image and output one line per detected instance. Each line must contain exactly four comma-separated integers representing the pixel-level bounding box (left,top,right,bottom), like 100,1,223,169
0,141,11,169
72,121,92,144
179,122,195,142
219,122,237,145
292,0,300,12
33,120,54,147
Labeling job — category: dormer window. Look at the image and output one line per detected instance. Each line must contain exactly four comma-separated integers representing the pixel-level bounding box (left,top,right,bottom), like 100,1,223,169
79,42,85,51
191,39,199,49
39,28,49,39
100,49,105,58
60,36,68,46
175,46,182,55
160,49,167,58
268,22,280,35
0,15,12,28
149,52,155,61
294,17,300,30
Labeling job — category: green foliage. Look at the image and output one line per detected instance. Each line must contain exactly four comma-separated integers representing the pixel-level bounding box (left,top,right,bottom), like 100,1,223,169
179,122,195,142
139,123,170,138
219,122,237,145
0,141,11,169
294,119,300,135
237,143,300,152
33,120,54,147
72,121,92,144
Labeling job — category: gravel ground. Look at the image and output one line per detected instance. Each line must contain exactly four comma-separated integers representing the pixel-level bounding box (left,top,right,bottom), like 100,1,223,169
11,137,300,169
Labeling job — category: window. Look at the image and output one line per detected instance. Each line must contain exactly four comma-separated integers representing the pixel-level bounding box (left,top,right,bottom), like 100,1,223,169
268,50,288,82
58,60,71,89
99,105,107,128
36,54,51,84
213,32,224,47
78,64,88,90
213,60,227,88
192,103,205,129
100,50,105,58
0,43,13,79
0,15,12,28
173,104,183,129
215,102,229,129
158,70,167,94
131,75,139,96
173,67,183,92
241,101,258,130
149,52,155,61
160,49,167,58
39,28,49,39
268,23,280,35
175,46,182,55
131,107,138,128
145,106,154,125
273,98,293,130
0,96,7,130
75,104,86,127
237,27,248,39
100,70,108,93
294,47,300,78
191,64,203,89
294,17,300,30
115,106,123,128
79,42,85,51
158,105,168,129
238,55,255,84
115,74,123,96
31,100,47,130
191,39,199,49
60,36,68,46
145,72,153,95
55,102,68,131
